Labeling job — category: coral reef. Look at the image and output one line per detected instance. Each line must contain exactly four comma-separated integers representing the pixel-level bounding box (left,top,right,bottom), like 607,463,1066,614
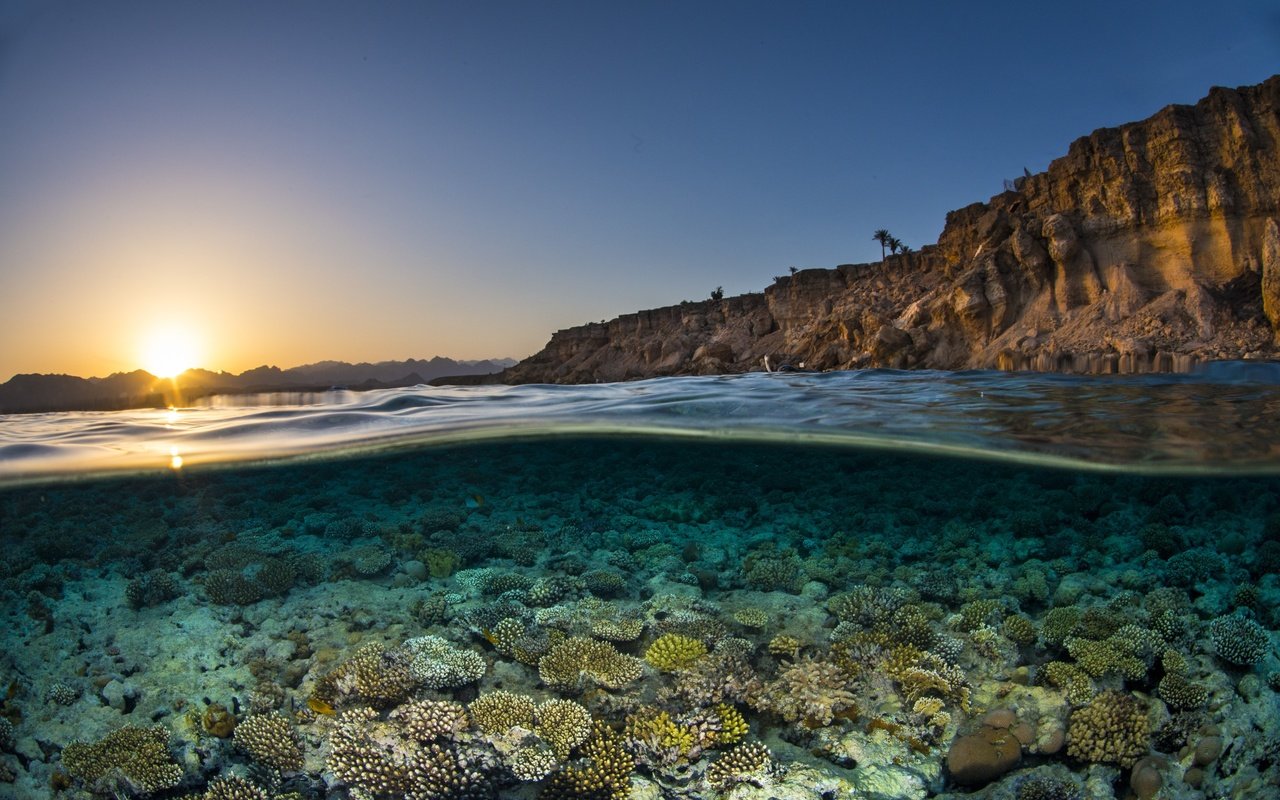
538,636,644,691
233,713,303,772
1065,690,1150,768
61,724,184,795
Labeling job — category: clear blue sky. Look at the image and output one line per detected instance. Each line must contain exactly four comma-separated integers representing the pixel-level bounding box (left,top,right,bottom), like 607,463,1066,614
1,0,1276,378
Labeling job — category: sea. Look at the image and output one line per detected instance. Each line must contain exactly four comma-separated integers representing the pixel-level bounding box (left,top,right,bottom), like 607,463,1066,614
0,367,1277,800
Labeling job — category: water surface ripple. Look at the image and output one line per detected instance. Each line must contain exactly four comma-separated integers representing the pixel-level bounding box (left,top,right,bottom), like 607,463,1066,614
2,363,1280,481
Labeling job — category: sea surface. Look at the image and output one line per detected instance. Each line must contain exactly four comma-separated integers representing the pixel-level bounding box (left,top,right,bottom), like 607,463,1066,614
0,367,1277,799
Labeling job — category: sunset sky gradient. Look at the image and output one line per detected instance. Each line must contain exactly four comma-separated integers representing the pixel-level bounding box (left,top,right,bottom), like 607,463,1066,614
1,1,1277,380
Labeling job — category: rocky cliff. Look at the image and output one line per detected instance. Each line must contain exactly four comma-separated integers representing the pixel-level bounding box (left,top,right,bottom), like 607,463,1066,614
504,76,1280,383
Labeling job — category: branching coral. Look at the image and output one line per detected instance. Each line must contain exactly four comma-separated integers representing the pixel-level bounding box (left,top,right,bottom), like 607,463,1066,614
538,636,643,691
202,775,272,800
327,706,494,799
469,690,536,736
657,646,763,708
538,722,634,800
343,641,416,707
1066,690,1150,767
403,635,487,689
233,713,303,772
1207,613,1271,665
534,699,593,759
644,633,707,672
62,724,183,796
1157,672,1209,710
391,699,470,742
752,656,858,727
706,741,773,791
125,569,179,609
1039,661,1094,705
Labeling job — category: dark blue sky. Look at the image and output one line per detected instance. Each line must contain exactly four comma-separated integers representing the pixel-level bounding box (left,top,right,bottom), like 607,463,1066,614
1,1,1277,377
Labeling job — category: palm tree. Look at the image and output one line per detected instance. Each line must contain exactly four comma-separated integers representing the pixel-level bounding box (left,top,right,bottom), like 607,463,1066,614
888,236,903,256
872,229,891,261
899,243,914,254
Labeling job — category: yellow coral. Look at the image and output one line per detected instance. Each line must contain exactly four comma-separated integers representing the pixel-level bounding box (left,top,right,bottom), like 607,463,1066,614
912,697,945,717
732,608,769,629
541,722,634,800
624,709,695,755
535,699,593,759
419,547,460,579
468,690,535,735
713,703,749,745
538,636,643,690
767,635,801,658
644,633,707,672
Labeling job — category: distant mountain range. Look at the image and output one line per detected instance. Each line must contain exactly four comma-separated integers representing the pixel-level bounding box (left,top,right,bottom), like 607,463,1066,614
0,357,516,414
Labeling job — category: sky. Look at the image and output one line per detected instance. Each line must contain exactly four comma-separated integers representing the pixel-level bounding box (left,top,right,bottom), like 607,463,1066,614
0,1,1277,380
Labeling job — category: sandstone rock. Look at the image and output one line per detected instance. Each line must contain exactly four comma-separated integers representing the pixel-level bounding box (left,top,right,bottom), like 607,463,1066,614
1263,217,1280,332
502,77,1280,383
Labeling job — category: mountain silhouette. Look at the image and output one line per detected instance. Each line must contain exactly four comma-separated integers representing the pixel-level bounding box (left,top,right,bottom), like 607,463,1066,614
0,358,514,414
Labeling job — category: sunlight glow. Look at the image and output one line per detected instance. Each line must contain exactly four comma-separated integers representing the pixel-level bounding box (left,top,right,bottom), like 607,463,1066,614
169,446,183,470
141,327,201,378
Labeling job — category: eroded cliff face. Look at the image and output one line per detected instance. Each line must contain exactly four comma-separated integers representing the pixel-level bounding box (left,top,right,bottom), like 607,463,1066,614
504,77,1280,384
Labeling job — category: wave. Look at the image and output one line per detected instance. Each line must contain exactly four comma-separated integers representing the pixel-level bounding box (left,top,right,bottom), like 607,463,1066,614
2,364,1280,483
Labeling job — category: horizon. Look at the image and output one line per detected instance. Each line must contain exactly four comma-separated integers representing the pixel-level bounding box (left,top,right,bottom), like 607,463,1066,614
2,354,519,384
1,1,1277,380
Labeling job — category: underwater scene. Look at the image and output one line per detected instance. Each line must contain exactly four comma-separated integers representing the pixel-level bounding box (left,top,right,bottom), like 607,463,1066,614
1,370,1279,800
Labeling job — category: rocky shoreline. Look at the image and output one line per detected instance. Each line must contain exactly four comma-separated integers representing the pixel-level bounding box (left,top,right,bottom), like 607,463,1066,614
501,76,1280,384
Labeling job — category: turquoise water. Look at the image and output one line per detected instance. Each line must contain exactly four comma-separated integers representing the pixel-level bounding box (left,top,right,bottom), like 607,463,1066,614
0,369,1278,799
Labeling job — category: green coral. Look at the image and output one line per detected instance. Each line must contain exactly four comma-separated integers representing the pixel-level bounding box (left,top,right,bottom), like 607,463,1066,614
1157,672,1208,709
1042,606,1082,647
419,547,461,578
1040,661,1094,705
62,724,184,796
644,633,708,672
1064,637,1147,681
1003,614,1038,647
957,599,1002,632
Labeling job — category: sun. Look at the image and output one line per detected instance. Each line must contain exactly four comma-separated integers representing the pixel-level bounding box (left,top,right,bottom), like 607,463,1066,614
141,326,202,378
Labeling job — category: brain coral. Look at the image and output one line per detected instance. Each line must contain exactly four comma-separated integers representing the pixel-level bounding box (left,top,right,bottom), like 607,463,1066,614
1207,613,1271,665
232,713,303,772
538,636,643,691
1066,690,1150,767
62,724,184,795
